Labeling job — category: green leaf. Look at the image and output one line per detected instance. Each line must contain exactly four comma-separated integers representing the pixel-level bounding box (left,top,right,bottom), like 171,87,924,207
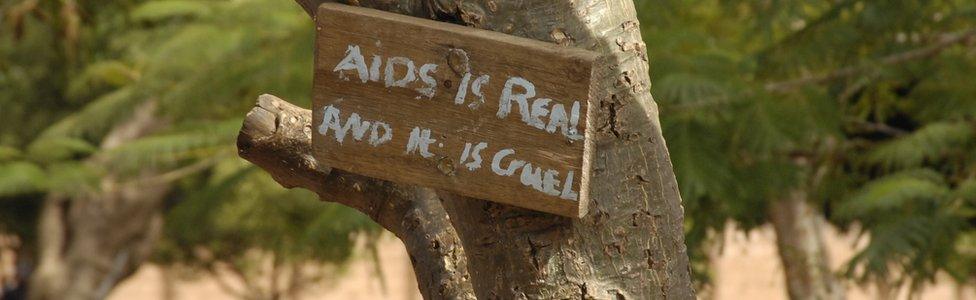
40,87,141,140
66,61,140,100
837,169,949,220
99,119,239,173
0,162,47,197
867,122,974,170
25,136,97,163
657,73,730,109
46,162,100,195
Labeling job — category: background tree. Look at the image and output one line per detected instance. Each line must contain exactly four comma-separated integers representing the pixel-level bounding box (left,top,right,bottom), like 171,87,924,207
637,0,976,297
1,0,379,298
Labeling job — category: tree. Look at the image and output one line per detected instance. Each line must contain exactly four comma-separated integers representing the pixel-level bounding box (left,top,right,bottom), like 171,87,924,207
635,0,976,298
238,0,697,299
1,0,385,299
829,45,976,296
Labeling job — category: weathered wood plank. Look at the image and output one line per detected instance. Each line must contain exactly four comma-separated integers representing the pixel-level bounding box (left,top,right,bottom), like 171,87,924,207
312,3,599,217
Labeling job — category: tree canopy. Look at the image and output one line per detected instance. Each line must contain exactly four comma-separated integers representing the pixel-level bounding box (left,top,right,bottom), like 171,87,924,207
637,0,976,292
1,0,380,297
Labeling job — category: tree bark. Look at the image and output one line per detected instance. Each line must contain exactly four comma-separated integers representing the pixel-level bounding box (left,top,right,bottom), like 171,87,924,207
431,1,694,297
768,190,845,300
244,1,696,298
30,101,171,300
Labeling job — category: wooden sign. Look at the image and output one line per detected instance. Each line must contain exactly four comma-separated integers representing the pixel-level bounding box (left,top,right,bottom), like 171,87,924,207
312,3,599,217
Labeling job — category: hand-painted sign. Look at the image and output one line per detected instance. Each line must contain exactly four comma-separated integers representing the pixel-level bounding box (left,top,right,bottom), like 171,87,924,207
312,3,599,217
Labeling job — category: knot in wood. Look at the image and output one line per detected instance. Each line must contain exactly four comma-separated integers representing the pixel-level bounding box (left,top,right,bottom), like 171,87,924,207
436,156,457,176
446,48,470,75
550,28,573,46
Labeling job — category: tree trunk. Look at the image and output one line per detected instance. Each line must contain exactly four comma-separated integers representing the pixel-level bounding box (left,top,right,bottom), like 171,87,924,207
768,190,844,300
242,0,696,298
30,101,171,300
160,267,176,300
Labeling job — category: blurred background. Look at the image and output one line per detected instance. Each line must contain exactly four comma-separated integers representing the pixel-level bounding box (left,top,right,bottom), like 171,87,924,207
1,0,975,299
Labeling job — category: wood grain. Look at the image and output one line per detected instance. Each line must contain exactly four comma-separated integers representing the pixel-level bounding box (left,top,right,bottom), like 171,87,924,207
312,3,599,217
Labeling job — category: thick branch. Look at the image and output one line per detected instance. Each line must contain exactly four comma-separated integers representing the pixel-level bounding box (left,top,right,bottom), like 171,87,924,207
765,29,976,92
236,94,474,300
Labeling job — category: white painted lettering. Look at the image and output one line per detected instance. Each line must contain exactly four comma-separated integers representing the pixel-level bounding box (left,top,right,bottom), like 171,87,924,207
454,73,472,105
347,113,372,141
519,163,544,191
544,102,584,141
529,98,551,130
369,55,382,82
468,74,490,109
319,105,368,143
542,169,561,196
405,127,437,158
318,104,381,145
369,122,392,146
546,103,568,134
385,57,416,88
560,170,579,200
464,142,487,170
497,77,535,123
318,105,341,139
333,45,369,83
491,148,525,176
416,63,438,99
567,101,583,140
459,143,472,164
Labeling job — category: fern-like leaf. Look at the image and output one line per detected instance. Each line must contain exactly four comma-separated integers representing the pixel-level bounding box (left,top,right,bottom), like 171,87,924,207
39,86,141,140
867,121,974,170
98,119,239,173
837,169,949,220
0,161,47,197
25,136,97,163
66,60,140,100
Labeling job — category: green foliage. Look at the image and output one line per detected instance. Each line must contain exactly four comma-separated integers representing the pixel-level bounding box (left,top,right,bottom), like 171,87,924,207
837,170,971,285
26,137,98,162
156,161,379,291
0,0,373,296
836,169,949,220
867,122,974,170
0,162,47,197
0,160,99,198
130,0,213,22
637,0,976,290
38,87,142,140
100,119,240,173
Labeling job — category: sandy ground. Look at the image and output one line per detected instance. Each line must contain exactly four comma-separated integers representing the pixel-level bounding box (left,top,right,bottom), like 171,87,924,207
108,235,423,300
107,225,974,300
711,225,973,300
